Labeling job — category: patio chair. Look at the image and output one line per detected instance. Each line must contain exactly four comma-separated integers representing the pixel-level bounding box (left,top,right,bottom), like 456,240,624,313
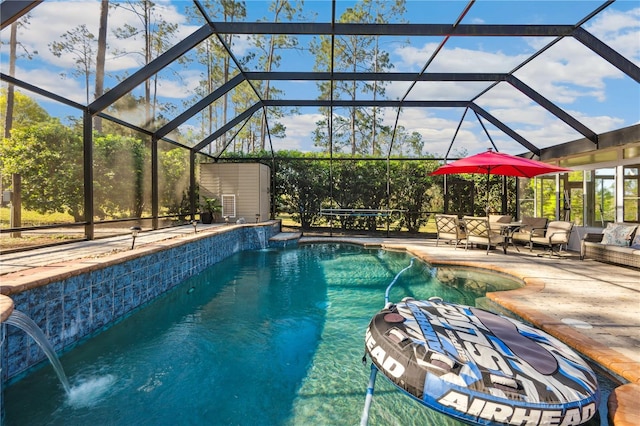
463,216,506,255
435,214,466,249
488,214,512,233
528,220,574,257
511,216,548,249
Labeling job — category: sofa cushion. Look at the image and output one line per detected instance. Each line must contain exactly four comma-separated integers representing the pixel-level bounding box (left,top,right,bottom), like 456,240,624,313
601,223,637,246
518,216,547,237
631,230,640,249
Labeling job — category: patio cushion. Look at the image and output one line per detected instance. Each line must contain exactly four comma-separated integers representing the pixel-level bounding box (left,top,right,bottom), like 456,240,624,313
488,214,512,232
518,216,547,236
435,214,466,247
631,230,640,249
601,223,637,247
463,216,506,254
530,221,573,245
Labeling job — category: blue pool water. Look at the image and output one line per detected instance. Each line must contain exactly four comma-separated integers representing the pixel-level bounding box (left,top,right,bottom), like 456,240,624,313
4,244,614,425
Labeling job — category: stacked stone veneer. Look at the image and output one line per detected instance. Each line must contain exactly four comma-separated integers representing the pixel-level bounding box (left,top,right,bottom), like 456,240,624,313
2,222,280,384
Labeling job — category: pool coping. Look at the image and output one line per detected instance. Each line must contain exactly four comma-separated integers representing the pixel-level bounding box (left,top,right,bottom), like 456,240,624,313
0,222,274,329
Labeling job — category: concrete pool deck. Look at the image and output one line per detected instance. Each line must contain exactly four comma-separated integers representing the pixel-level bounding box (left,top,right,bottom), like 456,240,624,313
1,224,638,423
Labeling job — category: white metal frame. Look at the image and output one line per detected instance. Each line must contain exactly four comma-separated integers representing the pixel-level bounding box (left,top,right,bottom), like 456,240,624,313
222,194,236,219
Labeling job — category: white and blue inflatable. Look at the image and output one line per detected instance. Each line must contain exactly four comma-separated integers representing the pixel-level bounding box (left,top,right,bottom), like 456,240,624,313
363,297,600,426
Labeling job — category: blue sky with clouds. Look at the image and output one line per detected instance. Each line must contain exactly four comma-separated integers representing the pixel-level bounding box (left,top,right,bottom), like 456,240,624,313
1,0,638,157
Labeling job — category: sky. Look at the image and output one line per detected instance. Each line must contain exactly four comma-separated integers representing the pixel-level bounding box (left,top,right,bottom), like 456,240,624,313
1,0,639,157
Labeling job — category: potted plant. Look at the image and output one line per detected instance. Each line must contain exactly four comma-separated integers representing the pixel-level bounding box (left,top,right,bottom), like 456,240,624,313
200,196,222,224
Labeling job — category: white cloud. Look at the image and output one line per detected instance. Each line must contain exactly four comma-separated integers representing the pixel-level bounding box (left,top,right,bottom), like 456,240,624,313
228,34,254,57
8,1,201,73
387,108,484,156
565,110,626,134
515,38,626,103
154,69,202,99
586,6,640,63
14,65,88,104
403,81,496,101
516,122,583,149
514,7,640,106
393,42,529,73
276,113,324,151
488,105,551,127
475,83,529,108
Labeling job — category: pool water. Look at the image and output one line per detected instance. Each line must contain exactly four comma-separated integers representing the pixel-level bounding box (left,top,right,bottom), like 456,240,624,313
4,244,613,425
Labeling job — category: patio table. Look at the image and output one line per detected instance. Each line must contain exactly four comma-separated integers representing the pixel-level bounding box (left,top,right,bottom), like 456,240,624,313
496,222,523,253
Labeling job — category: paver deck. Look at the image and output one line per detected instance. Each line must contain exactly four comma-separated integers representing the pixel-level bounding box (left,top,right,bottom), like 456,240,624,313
0,224,223,276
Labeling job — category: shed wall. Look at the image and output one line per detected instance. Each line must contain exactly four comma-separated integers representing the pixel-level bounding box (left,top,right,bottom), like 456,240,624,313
200,163,270,222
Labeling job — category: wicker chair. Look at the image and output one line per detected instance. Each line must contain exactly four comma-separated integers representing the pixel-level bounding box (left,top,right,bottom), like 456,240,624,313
435,214,466,249
463,216,506,255
529,220,574,257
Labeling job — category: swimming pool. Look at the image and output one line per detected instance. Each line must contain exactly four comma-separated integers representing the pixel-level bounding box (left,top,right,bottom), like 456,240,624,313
3,244,613,425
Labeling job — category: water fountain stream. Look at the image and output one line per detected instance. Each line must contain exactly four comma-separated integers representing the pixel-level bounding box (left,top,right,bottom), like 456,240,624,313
255,227,267,249
4,310,71,394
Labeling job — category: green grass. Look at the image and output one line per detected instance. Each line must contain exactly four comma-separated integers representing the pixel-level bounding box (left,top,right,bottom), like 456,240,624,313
0,207,75,228
276,213,437,234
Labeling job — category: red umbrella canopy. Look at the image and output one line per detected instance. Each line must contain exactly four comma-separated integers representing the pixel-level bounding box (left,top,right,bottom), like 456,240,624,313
430,149,570,178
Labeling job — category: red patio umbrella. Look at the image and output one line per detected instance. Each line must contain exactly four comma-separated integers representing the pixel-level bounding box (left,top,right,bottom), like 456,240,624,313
430,149,570,211
430,149,570,178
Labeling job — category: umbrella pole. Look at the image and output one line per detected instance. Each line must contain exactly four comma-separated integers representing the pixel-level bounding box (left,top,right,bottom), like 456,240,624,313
486,170,490,214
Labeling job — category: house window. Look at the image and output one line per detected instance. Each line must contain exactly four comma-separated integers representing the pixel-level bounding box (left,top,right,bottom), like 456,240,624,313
623,165,640,222
594,168,615,225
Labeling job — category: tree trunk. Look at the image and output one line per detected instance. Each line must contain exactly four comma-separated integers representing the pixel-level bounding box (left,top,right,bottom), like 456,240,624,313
94,0,108,132
351,60,357,155
372,38,379,156
10,174,21,238
4,22,17,139
222,48,229,150
207,43,213,154
144,0,151,126
261,32,277,150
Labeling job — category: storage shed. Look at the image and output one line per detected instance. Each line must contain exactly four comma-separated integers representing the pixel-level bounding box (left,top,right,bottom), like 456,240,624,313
199,163,271,223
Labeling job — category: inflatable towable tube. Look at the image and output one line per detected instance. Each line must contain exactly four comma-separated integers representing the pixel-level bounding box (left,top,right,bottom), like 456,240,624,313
364,297,600,426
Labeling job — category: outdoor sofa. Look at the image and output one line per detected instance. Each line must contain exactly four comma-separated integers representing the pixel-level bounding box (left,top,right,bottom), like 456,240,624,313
581,222,640,269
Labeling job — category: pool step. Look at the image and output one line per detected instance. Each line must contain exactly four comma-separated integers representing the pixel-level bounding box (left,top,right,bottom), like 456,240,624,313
269,232,302,248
